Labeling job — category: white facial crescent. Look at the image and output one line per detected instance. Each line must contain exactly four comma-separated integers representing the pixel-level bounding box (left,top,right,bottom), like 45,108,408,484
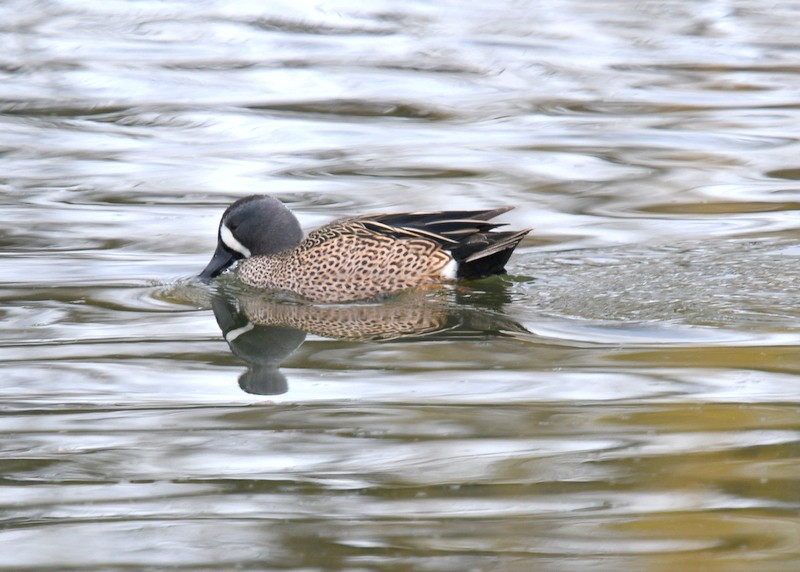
220,223,251,258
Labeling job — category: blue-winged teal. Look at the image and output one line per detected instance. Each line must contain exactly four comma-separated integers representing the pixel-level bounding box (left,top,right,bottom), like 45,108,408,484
199,195,531,303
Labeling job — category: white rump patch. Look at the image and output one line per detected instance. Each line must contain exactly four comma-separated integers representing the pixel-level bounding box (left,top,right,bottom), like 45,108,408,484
220,224,251,257
440,258,458,280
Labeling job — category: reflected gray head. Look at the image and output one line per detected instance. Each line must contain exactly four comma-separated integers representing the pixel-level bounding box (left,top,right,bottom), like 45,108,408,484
198,195,304,280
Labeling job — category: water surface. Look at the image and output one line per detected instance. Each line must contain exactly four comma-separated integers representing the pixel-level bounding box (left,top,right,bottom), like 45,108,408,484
2,1,800,570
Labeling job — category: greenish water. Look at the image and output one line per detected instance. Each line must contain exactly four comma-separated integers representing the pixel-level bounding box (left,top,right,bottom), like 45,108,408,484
2,1,800,570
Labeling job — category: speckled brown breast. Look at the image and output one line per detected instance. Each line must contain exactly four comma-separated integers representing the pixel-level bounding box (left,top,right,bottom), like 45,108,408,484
236,220,453,303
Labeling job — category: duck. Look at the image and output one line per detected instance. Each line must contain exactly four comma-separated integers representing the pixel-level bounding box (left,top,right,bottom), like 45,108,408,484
199,195,531,303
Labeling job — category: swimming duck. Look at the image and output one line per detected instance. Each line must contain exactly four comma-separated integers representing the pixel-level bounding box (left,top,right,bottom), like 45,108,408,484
199,195,530,303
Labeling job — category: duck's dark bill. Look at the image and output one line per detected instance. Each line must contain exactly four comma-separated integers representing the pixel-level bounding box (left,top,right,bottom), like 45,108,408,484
198,245,239,280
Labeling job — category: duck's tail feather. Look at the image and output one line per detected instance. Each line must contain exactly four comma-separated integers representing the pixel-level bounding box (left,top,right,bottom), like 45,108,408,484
453,228,532,278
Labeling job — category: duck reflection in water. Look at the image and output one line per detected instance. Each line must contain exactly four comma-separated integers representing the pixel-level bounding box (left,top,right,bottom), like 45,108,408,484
209,282,529,395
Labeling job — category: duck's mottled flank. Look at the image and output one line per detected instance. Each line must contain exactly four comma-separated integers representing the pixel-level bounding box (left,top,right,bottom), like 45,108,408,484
237,219,453,303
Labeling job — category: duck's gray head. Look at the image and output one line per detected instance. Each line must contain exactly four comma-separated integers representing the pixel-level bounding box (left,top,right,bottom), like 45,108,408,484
199,195,304,280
